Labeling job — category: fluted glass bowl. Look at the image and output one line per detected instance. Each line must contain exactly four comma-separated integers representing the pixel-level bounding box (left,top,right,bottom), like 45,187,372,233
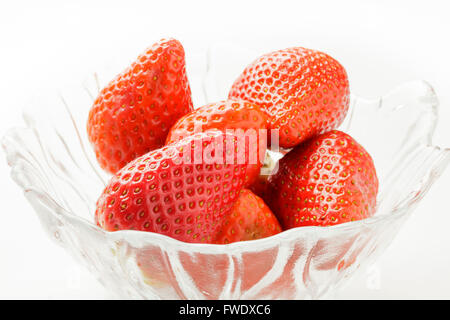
3,43,450,299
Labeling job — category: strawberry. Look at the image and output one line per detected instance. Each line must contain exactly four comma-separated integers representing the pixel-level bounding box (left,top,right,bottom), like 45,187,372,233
166,99,268,186
87,38,193,174
213,189,282,244
246,150,283,200
229,47,349,149
267,130,378,228
95,130,249,243
247,173,270,201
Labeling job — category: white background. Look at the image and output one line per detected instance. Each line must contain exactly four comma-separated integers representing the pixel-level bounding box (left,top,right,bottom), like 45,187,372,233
1,0,450,299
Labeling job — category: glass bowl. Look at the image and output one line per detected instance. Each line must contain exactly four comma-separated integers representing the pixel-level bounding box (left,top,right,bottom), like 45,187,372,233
3,43,450,299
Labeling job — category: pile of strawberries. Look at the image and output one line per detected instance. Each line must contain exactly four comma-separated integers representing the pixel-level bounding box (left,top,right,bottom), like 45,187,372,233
88,38,378,244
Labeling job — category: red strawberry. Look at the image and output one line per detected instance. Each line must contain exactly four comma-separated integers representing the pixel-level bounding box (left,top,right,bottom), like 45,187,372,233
95,130,249,243
246,151,280,200
166,99,268,186
213,189,282,244
247,173,270,200
87,38,193,174
267,130,378,228
229,47,349,149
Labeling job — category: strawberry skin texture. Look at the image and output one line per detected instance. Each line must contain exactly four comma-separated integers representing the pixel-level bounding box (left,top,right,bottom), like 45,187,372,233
267,130,378,228
213,189,282,244
95,131,248,243
166,99,269,186
248,174,270,200
229,47,349,149
87,38,193,174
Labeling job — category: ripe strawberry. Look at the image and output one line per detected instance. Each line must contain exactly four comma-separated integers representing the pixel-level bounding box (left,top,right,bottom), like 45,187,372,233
247,174,270,200
87,38,193,174
166,99,269,186
267,130,378,228
213,189,282,244
229,47,349,149
95,130,249,243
